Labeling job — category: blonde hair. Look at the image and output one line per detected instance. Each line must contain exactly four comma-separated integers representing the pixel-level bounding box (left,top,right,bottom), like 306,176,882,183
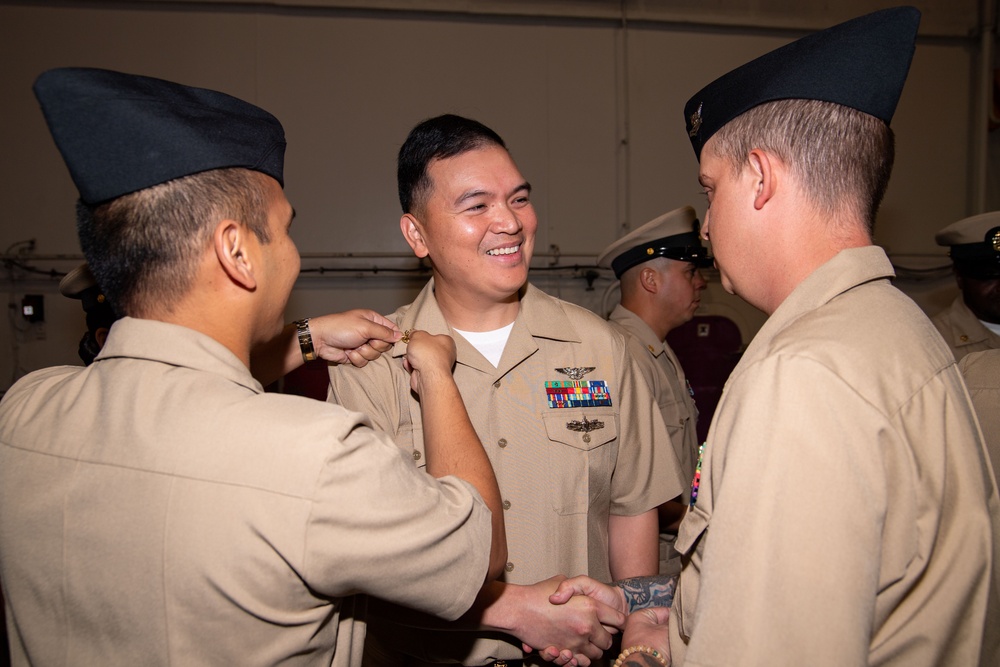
709,99,894,235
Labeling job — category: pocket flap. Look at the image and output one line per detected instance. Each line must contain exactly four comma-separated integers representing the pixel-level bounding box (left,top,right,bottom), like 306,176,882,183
541,410,617,451
674,505,709,555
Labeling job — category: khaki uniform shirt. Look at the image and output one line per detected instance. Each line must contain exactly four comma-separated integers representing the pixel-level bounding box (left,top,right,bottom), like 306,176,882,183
959,349,1000,667
328,281,683,665
0,318,491,667
931,296,1000,362
670,247,997,667
608,305,699,576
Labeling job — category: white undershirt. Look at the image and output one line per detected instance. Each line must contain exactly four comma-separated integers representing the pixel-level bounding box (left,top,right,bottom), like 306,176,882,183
982,319,1000,337
453,323,515,367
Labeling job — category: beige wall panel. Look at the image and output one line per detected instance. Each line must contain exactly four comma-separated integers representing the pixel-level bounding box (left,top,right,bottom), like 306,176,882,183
255,13,619,257
0,1,988,390
0,4,264,255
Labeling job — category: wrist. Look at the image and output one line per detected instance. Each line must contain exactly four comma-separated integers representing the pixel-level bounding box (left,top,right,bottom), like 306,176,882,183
613,645,668,667
416,365,459,389
476,581,520,634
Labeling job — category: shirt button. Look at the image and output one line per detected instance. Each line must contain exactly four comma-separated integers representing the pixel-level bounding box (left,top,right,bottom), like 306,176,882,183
412,450,421,461
502,500,511,510
582,433,591,444
505,562,514,573
960,335,969,342
498,438,507,448
493,380,501,389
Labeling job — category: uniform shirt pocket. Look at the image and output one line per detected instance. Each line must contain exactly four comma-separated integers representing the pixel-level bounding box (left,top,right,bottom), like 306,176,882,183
673,505,710,641
542,409,617,515
674,505,708,556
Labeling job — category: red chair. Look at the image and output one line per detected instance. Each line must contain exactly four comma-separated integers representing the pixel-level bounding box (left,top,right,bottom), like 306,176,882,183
268,359,331,401
666,315,743,443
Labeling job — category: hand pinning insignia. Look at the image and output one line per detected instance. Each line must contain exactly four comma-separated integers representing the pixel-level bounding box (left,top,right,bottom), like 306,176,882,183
566,416,605,433
555,367,595,381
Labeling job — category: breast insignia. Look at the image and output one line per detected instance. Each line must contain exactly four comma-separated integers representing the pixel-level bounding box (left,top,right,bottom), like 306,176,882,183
554,367,595,381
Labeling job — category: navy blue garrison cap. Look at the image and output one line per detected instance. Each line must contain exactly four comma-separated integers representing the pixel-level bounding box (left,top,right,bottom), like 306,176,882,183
684,6,920,160
33,67,286,205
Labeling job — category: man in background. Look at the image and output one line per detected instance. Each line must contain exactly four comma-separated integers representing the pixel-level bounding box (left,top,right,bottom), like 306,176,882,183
59,262,118,365
935,212,1000,667
932,211,1000,360
596,206,711,576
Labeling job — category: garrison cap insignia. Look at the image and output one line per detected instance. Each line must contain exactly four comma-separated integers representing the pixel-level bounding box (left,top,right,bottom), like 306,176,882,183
993,228,1000,252
566,416,605,433
555,367,595,381
688,102,703,138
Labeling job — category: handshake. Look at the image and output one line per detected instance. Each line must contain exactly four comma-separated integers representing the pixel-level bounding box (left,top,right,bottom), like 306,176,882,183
520,575,675,667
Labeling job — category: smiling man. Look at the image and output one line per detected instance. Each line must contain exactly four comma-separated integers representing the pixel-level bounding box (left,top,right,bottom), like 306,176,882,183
596,206,712,577
328,114,683,666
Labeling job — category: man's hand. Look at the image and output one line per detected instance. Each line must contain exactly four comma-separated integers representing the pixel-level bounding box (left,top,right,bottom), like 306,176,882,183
511,576,626,667
527,575,627,665
547,575,626,613
400,330,457,396
619,607,671,666
308,310,401,367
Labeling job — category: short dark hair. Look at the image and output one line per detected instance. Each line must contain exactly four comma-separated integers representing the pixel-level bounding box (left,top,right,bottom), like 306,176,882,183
397,114,507,214
710,99,895,235
77,167,271,317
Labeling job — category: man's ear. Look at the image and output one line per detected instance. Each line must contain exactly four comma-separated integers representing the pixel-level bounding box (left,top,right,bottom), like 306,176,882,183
214,219,257,290
400,213,430,259
747,148,777,211
640,266,659,294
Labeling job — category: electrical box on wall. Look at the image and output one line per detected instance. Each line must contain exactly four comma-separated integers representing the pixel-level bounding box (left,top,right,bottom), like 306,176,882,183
21,295,44,323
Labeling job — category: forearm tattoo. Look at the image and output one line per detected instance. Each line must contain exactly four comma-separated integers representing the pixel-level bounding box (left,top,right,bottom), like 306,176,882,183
615,575,677,612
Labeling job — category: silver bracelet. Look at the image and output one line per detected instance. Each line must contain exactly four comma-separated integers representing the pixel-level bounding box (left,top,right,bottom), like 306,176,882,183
294,318,317,362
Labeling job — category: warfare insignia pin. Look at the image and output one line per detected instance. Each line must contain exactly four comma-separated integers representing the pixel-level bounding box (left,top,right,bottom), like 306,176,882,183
566,416,605,433
555,367,595,381
688,103,703,138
